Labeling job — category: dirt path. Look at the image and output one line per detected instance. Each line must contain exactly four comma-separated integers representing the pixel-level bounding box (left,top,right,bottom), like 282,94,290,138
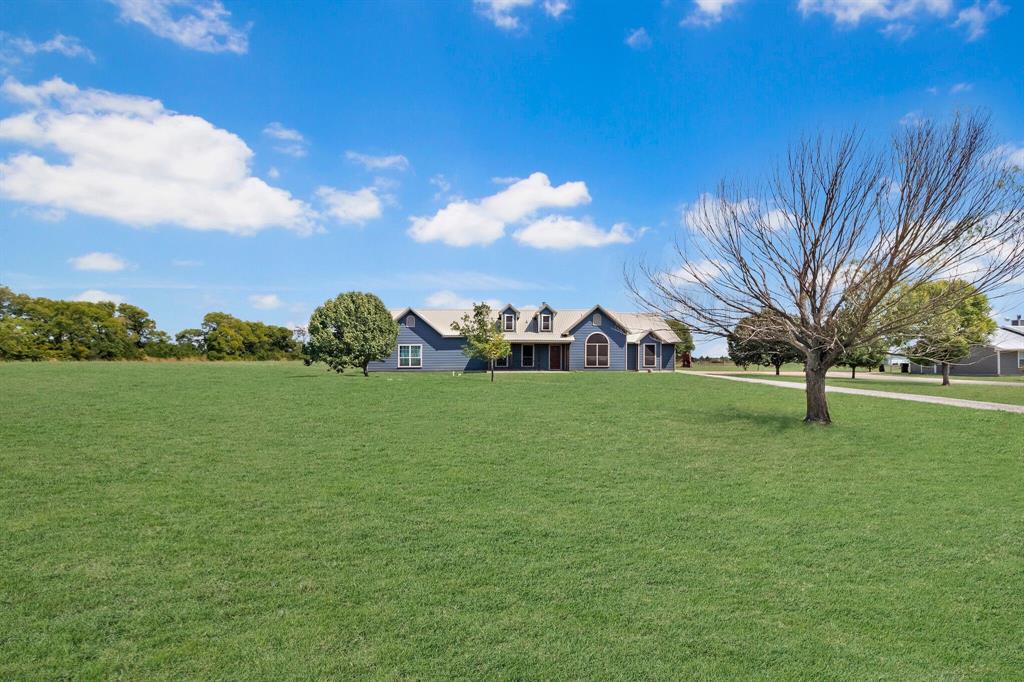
685,372,1024,415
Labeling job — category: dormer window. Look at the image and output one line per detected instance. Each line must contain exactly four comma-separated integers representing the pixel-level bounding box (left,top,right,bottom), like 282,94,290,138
405,314,415,328
503,313,515,331
540,313,552,332
593,312,602,326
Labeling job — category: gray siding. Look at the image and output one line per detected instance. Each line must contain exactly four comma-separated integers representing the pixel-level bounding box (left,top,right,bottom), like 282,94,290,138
367,312,484,372
949,344,1002,376
567,310,627,370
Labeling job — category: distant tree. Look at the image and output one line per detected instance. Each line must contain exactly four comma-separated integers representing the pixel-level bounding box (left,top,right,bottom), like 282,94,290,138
307,292,398,376
451,303,511,383
175,328,206,356
666,319,695,363
727,313,802,375
116,303,158,349
897,280,996,386
836,339,889,379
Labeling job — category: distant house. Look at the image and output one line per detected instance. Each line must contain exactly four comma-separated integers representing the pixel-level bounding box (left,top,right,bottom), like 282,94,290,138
885,316,1024,376
368,303,681,372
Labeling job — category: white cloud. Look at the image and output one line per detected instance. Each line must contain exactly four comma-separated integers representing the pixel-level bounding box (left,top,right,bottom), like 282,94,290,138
267,166,280,179
109,0,250,54
542,0,569,18
952,0,1007,40
512,215,635,250
69,252,128,272
430,174,453,201
73,289,125,304
316,186,383,225
249,293,282,310
408,172,590,247
798,0,952,25
1,32,95,64
625,27,652,49
949,81,974,94
0,78,314,236
474,0,567,29
171,258,203,267
345,150,409,172
491,176,521,185
25,206,67,222
263,122,307,157
682,0,744,27
424,290,502,309
995,144,1024,169
663,259,731,285
900,110,924,126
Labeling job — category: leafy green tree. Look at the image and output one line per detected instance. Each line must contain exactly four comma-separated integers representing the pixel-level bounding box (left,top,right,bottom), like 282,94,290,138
307,292,398,376
898,280,996,386
451,303,511,382
175,328,206,356
727,313,802,375
666,319,695,364
836,339,889,379
116,303,158,349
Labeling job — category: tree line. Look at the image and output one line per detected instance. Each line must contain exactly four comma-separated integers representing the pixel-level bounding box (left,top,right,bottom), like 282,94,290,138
0,286,301,361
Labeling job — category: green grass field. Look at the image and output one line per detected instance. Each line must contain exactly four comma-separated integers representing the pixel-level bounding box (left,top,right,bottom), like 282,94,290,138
2,363,1022,679
736,373,1024,406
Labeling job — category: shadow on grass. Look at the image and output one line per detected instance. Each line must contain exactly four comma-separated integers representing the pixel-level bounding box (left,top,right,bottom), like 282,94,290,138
701,404,810,434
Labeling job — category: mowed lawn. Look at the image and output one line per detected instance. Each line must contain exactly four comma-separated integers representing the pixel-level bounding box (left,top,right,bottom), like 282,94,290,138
735,373,1024,407
1,363,1022,680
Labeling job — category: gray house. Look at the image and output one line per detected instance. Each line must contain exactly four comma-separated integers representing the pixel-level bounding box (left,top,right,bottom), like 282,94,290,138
368,304,680,372
886,318,1024,376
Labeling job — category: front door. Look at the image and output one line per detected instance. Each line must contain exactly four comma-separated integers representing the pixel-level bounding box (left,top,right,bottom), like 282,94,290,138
549,345,562,370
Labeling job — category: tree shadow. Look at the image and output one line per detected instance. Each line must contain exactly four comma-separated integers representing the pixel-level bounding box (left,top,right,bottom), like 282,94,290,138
700,405,810,434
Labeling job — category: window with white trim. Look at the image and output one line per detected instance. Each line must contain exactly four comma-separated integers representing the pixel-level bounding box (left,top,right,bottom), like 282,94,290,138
522,344,534,368
585,333,610,368
643,343,657,368
405,314,415,328
398,344,422,368
593,312,602,326
495,354,509,368
1019,351,1024,369
503,313,515,331
540,313,552,332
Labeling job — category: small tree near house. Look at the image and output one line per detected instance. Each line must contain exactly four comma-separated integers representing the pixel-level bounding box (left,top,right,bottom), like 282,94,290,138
451,303,511,382
306,292,398,376
666,319,695,366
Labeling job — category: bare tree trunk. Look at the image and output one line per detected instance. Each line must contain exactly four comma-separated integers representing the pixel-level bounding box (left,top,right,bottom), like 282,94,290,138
362,360,369,377
804,352,831,425
775,362,781,376
490,360,494,383
851,366,856,379
941,362,951,386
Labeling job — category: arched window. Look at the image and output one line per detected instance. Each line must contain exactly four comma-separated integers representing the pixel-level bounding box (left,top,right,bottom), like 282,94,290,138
585,332,609,368
405,314,415,328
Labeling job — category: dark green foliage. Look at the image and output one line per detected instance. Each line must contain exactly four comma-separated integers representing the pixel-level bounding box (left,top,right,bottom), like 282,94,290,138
836,339,889,379
666,319,695,358
306,292,398,375
727,313,803,374
201,312,298,360
0,285,298,361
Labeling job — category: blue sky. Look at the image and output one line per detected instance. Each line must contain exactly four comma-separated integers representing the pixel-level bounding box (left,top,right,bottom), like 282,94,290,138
1,0,1022,354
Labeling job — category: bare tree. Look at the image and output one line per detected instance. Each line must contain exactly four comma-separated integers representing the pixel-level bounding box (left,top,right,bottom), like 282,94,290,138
629,114,1024,424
